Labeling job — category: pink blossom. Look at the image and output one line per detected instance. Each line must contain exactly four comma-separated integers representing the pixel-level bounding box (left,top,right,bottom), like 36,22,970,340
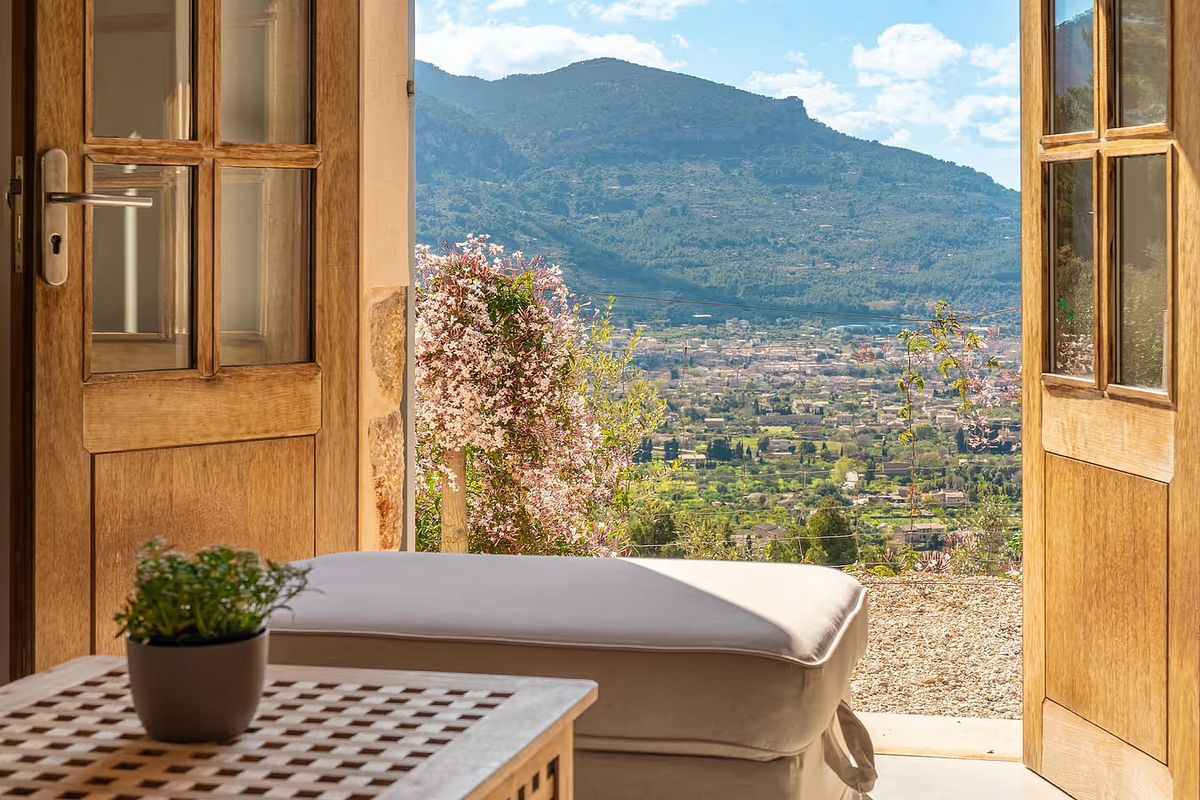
414,237,630,556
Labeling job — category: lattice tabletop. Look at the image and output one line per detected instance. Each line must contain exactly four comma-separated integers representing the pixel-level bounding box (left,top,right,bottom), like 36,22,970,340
0,657,596,800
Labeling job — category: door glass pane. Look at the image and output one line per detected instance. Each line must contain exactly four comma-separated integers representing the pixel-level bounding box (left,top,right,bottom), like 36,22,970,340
1116,0,1168,128
93,0,193,140
92,164,193,374
221,0,312,144
220,168,312,366
1116,154,1168,390
1052,0,1095,134
1050,160,1096,379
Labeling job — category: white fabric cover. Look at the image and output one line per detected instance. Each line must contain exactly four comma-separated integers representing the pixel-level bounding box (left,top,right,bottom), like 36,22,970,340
270,552,870,764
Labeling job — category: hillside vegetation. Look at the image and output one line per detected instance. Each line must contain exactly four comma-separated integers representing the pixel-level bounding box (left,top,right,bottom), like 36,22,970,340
416,58,1020,319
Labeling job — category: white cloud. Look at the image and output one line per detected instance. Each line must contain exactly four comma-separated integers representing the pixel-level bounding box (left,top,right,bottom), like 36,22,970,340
823,110,886,135
970,41,1019,88
948,95,1020,142
417,21,676,79
745,66,857,117
978,119,1019,142
820,80,941,134
672,33,691,49
742,28,1019,178
873,80,940,123
486,0,529,10
574,0,707,23
785,51,808,65
852,23,966,82
822,24,1019,159
856,71,892,88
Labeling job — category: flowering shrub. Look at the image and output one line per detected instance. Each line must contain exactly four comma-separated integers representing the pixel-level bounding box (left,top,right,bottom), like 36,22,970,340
414,236,662,556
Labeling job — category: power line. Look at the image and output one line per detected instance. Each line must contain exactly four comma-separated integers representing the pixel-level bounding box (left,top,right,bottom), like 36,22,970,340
854,576,1023,585
635,466,1022,480
620,558,1022,574
575,292,1020,326
625,527,1022,547
630,505,1022,519
418,520,1021,548
631,532,865,547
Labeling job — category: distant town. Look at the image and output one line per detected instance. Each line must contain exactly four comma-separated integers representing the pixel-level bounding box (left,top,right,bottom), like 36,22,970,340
613,314,1022,566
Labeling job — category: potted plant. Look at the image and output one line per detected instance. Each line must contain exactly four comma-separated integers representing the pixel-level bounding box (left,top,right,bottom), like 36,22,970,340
115,539,310,743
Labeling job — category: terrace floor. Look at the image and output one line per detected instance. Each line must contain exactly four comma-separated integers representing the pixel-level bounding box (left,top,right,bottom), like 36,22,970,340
874,756,1071,800
865,713,1068,799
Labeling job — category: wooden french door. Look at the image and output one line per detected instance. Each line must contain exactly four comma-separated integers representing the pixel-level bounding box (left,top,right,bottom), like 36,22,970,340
28,0,359,672
1022,1,1200,798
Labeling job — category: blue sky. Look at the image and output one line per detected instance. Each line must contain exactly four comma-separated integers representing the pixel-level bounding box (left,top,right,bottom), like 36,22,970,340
417,1,1021,189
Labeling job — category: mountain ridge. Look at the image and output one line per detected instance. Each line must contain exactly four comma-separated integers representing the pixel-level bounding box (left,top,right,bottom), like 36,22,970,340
415,58,1020,319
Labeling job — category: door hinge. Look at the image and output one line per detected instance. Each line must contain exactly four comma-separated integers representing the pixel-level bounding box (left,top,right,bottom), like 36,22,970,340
7,155,22,274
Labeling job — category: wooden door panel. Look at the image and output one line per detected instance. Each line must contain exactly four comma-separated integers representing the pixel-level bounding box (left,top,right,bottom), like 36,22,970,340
1042,700,1172,800
1041,387,1175,483
82,363,322,453
1045,455,1168,762
92,437,316,653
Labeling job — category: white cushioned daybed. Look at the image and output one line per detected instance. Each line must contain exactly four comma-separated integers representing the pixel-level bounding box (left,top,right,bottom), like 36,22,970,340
269,552,876,800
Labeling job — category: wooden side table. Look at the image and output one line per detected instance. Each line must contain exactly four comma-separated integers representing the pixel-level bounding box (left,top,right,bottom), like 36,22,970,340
0,656,597,799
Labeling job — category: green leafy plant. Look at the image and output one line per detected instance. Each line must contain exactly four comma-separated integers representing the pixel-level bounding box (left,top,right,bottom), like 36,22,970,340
890,301,1003,521
115,539,310,645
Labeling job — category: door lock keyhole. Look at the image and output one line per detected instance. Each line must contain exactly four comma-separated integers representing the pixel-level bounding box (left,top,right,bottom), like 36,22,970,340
49,233,61,256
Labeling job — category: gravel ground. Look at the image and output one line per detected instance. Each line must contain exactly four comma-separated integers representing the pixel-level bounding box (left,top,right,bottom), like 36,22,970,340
850,575,1023,720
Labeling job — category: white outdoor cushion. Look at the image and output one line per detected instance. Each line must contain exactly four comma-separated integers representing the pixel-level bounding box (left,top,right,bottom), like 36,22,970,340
269,552,869,762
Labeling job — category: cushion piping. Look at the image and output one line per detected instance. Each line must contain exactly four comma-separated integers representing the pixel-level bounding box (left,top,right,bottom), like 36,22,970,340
574,734,808,761
271,582,867,668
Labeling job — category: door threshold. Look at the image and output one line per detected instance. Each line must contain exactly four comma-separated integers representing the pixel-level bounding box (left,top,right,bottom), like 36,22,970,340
859,712,1021,762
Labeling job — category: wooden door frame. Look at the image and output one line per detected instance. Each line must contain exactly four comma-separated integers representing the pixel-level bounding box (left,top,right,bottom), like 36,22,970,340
6,0,34,682
1169,3,1200,797
1022,1,1200,797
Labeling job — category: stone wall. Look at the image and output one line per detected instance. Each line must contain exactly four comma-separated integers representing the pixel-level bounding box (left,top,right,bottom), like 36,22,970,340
363,287,407,550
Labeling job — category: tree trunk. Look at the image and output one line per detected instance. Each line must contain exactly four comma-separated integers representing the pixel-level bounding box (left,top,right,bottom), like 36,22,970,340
441,447,469,553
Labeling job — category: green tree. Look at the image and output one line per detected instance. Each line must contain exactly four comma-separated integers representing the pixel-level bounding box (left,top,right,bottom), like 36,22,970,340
627,499,679,556
953,488,1014,576
807,499,858,567
708,437,733,461
677,516,739,560
831,456,856,486
764,537,802,563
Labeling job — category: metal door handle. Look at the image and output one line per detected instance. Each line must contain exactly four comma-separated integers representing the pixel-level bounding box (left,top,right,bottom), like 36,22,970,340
40,148,155,286
46,192,153,208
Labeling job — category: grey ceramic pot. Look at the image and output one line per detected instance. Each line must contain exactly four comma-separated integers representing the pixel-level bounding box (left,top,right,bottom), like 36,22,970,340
126,628,268,743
